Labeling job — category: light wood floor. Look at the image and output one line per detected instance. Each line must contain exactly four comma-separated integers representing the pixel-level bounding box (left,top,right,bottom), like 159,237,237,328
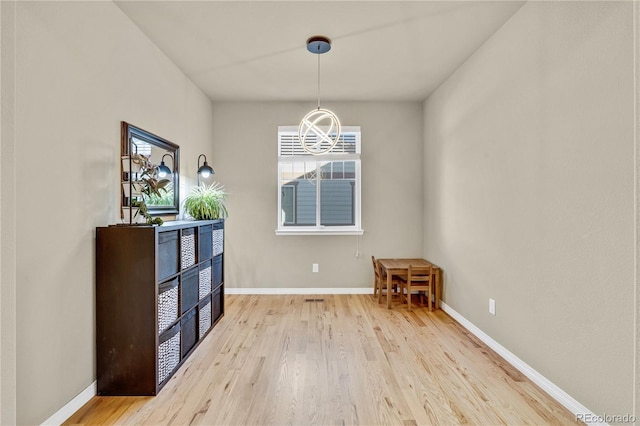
66,295,578,425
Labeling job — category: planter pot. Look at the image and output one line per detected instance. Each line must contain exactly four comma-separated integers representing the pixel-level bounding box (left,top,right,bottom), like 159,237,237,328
122,181,143,198
122,207,145,224
121,156,142,173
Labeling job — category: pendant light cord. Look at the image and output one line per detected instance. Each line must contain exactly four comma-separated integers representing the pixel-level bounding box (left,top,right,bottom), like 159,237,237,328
317,48,321,110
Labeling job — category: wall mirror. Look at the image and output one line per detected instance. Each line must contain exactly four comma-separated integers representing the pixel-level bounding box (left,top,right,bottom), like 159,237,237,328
121,122,180,217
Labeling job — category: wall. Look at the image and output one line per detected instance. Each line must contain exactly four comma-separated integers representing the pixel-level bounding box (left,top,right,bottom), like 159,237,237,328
423,0,634,417
1,1,17,424
2,2,214,424
212,102,423,290
635,1,640,420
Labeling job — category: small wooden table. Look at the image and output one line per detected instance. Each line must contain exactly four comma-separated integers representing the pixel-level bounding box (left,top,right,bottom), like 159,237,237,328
377,258,441,309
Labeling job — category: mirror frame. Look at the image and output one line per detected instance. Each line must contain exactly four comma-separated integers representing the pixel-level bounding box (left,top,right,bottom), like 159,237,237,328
121,121,180,216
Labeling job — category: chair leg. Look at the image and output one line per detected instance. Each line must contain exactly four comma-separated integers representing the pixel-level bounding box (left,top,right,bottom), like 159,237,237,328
428,285,433,312
407,283,412,312
373,277,378,296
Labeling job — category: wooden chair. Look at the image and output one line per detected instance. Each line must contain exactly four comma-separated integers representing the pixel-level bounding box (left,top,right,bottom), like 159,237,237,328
399,265,432,311
371,256,380,296
373,257,400,304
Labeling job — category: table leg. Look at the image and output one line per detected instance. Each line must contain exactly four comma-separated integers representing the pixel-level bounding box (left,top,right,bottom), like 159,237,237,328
435,269,441,309
387,272,392,309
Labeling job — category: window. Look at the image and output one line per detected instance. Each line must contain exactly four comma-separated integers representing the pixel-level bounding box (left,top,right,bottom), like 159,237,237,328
277,126,363,235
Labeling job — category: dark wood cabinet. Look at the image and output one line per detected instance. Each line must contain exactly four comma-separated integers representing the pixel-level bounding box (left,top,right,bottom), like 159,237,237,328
96,220,224,395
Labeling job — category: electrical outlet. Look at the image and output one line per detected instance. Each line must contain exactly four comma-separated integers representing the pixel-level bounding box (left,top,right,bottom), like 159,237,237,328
489,298,496,315
312,263,319,273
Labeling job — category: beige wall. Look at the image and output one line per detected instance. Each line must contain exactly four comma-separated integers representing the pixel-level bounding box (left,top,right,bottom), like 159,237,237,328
3,2,214,424
635,1,640,420
423,0,634,417
212,102,423,290
1,1,17,424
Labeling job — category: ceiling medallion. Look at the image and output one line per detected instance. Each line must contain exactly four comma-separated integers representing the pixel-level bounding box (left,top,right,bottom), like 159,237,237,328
298,36,341,156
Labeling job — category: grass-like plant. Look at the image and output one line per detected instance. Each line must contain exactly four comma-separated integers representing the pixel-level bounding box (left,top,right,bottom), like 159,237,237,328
183,182,228,220
145,183,174,206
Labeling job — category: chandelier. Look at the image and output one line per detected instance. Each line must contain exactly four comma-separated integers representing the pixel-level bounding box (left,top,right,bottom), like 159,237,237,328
298,36,342,155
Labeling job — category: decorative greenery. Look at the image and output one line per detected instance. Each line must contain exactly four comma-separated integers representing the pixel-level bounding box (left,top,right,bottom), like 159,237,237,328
131,154,171,198
145,184,174,206
130,154,170,225
135,201,164,226
183,182,228,220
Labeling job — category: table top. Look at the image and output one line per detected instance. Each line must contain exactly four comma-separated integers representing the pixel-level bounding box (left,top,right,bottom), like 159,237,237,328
377,258,439,271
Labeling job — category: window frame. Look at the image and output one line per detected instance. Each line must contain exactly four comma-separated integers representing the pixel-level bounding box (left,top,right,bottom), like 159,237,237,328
276,126,363,236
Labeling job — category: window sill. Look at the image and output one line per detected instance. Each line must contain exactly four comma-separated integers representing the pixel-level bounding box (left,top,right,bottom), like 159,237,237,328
275,228,364,236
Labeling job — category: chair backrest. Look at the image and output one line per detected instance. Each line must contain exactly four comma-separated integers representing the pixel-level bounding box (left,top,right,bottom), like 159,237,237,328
372,256,380,278
408,265,431,283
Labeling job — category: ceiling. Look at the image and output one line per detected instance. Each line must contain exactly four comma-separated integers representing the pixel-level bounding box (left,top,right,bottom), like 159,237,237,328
115,1,524,102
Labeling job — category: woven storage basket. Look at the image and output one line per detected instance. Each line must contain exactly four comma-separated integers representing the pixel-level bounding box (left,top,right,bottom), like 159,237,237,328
212,229,224,257
158,281,178,333
181,229,196,270
199,300,212,339
158,325,180,384
199,265,212,300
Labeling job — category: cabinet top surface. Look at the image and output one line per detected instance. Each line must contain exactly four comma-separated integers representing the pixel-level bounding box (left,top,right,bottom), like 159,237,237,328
99,219,224,232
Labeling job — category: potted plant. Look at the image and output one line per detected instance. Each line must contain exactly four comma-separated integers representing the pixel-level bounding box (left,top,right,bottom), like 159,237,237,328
183,182,228,220
127,154,170,225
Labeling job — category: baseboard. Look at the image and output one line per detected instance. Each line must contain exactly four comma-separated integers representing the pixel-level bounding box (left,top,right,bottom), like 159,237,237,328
440,302,604,426
226,287,373,295
41,381,96,426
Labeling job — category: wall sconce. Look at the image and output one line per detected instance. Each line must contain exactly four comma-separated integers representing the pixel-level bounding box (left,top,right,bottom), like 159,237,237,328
157,153,173,178
197,154,215,185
